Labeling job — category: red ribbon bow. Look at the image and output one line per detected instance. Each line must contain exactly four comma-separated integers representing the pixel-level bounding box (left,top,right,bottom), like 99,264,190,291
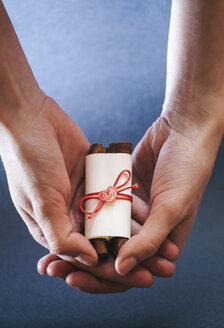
79,169,138,219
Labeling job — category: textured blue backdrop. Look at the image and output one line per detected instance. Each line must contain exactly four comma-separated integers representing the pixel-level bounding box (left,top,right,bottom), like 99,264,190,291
0,1,223,327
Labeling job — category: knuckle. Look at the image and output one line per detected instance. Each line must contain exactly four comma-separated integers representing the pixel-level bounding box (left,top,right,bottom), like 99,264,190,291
145,239,160,256
162,200,183,224
163,202,177,217
38,198,61,218
31,228,47,247
138,234,160,257
49,240,67,255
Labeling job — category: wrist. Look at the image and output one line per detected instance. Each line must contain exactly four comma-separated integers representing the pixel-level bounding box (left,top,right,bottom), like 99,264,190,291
0,85,46,130
161,96,223,175
162,90,224,140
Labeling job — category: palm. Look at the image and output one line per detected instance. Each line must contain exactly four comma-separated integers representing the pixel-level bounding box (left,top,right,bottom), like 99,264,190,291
37,115,180,294
131,117,215,252
0,96,91,255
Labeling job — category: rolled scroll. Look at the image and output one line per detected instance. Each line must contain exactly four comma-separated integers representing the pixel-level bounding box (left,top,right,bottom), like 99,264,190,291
80,142,137,258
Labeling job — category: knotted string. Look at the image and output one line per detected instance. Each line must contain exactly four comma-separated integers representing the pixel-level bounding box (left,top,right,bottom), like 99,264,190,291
79,169,138,219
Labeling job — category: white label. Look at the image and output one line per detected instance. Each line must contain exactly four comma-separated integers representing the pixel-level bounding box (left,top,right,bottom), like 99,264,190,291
84,153,132,240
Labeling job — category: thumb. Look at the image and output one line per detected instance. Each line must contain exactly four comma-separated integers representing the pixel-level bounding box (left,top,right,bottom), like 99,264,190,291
115,200,180,275
38,208,98,267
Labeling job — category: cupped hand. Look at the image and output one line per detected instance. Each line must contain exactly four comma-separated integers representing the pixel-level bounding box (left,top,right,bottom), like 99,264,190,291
37,218,178,293
0,95,98,265
36,113,181,294
0,94,178,294
115,116,223,275
35,111,180,293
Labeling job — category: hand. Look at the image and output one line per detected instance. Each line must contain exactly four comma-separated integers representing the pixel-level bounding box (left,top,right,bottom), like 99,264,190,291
37,113,181,294
0,95,98,266
37,218,178,293
115,116,223,275
0,93,177,294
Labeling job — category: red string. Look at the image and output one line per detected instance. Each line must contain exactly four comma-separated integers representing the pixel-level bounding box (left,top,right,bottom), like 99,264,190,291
80,169,138,219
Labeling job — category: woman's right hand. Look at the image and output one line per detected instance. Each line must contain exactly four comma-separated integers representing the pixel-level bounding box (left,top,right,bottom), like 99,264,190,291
0,94,98,266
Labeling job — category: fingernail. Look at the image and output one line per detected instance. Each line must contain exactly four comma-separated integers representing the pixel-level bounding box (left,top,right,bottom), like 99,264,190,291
115,256,138,276
37,263,46,275
75,253,96,266
46,265,57,278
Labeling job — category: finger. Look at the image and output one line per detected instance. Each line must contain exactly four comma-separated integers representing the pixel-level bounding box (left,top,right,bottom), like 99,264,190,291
47,260,79,280
45,259,132,294
37,201,98,266
39,231,178,281
131,172,149,204
68,181,85,233
132,220,179,262
38,253,153,288
52,252,175,281
76,257,153,288
132,137,156,196
132,220,177,277
157,239,179,262
143,255,175,277
68,155,86,208
131,196,179,261
132,219,177,276
37,253,59,275
66,271,131,294
131,218,142,236
115,200,179,275
131,194,150,224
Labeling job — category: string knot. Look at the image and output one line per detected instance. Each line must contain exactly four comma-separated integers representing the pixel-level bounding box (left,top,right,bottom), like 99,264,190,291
80,169,138,219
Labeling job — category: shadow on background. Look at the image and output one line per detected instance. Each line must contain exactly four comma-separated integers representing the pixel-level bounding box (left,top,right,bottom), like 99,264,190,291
0,1,223,327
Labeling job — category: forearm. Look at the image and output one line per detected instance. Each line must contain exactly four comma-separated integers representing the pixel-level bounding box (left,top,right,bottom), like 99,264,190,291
162,0,224,135
0,0,44,126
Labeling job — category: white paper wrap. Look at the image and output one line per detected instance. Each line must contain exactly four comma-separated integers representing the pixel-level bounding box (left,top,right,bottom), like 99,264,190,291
84,153,132,240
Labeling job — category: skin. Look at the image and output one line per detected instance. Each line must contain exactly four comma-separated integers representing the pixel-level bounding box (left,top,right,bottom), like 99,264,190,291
0,95,97,263
1,94,178,293
38,206,178,294
1,0,224,293
115,116,223,275
115,0,224,275
0,0,177,293
38,112,222,289
39,0,224,286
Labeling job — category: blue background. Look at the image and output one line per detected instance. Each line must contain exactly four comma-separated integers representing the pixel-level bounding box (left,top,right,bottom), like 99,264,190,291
0,1,223,327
